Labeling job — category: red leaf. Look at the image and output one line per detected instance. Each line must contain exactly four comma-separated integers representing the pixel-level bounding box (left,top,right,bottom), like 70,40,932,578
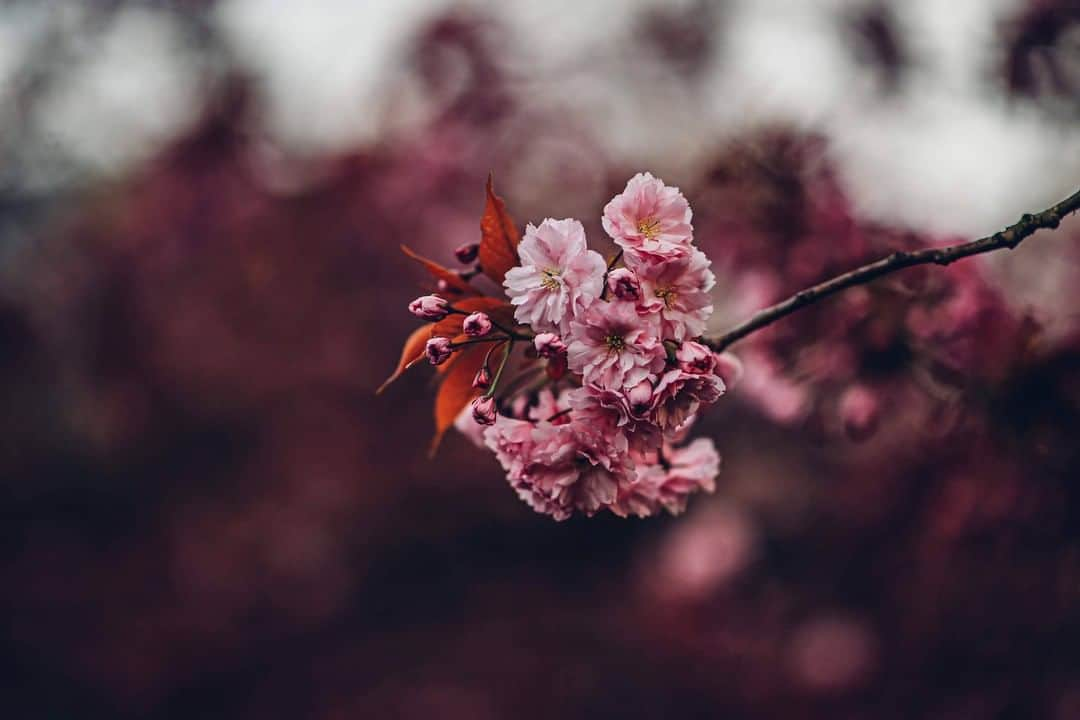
430,344,488,455
478,174,521,284
376,324,432,394
400,245,480,296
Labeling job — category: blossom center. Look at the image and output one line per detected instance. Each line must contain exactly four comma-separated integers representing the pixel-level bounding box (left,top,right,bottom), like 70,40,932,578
655,286,677,309
605,334,626,353
636,216,661,239
540,268,561,291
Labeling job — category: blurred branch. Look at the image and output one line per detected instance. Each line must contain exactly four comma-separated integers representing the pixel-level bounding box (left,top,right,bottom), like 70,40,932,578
704,186,1080,353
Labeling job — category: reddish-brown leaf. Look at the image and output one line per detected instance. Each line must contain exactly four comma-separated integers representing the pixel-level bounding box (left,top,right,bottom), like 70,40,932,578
478,174,522,284
376,324,432,394
430,344,488,455
400,245,480,296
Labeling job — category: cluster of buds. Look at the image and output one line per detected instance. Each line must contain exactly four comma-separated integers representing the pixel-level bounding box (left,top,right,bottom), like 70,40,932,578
404,173,740,521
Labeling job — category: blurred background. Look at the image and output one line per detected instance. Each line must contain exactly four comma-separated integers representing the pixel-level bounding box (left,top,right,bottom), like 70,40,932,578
1,0,1080,717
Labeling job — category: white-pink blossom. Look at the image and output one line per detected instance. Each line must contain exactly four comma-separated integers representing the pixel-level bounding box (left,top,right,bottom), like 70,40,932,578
632,248,715,341
504,218,606,334
566,300,667,390
602,172,694,262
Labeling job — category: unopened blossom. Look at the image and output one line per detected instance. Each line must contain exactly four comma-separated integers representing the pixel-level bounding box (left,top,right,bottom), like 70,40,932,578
567,300,666,390
409,294,449,321
454,242,479,264
471,395,497,425
606,267,641,301
676,341,717,374
483,416,634,520
632,248,715,341
533,332,567,359
425,336,453,366
650,367,725,432
463,311,493,337
472,365,492,391
602,172,694,261
612,437,720,518
504,218,606,334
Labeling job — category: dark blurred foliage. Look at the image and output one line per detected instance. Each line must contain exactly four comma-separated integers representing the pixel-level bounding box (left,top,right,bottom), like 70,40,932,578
2,5,1080,720
1000,0,1080,118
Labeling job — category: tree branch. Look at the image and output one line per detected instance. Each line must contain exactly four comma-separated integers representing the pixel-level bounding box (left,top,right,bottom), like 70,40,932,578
703,186,1080,353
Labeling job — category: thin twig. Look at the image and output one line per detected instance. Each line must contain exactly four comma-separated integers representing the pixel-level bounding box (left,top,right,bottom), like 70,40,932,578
703,187,1080,353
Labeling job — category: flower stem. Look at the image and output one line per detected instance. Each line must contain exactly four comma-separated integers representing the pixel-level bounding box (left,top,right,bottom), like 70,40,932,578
484,341,514,398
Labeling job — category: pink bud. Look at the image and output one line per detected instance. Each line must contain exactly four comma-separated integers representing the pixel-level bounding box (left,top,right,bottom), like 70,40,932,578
454,243,480,264
471,395,497,425
676,341,716,374
472,365,492,391
713,352,744,389
425,337,453,366
839,384,880,442
627,380,654,416
534,332,567,359
409,294,449,321
606,268,640,301
463,311,493,337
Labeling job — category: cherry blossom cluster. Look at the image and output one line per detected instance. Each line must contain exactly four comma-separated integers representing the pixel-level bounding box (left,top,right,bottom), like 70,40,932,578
411,173,741,520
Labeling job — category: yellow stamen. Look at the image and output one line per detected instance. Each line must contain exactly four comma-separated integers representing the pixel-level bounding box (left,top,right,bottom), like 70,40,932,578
540,268,561,291
655,287,677,309
637,217,661,239
605,334,625,352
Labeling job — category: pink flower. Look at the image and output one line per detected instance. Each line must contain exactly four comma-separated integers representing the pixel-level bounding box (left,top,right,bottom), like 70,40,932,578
463,311,493,337
566,384,660,454
409,294,449,321
613,437,721,518
504,218,606,334
606,267,641,301
483,416,634,520
425,336,453,365
602,172,694,261
632,248,715,341
650,367,725,432
566,300,666,390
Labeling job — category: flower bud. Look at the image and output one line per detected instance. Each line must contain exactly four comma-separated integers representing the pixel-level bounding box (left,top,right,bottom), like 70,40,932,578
409,294,449,321
839,384,880,442
472,365,492,391
471,395,497,425
627,379,654,416
454,243,480,264
425,336,453,366
676,341,716,374
607,267,640,301
713,352,744,390
534,332,567,359
463,311,493,337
